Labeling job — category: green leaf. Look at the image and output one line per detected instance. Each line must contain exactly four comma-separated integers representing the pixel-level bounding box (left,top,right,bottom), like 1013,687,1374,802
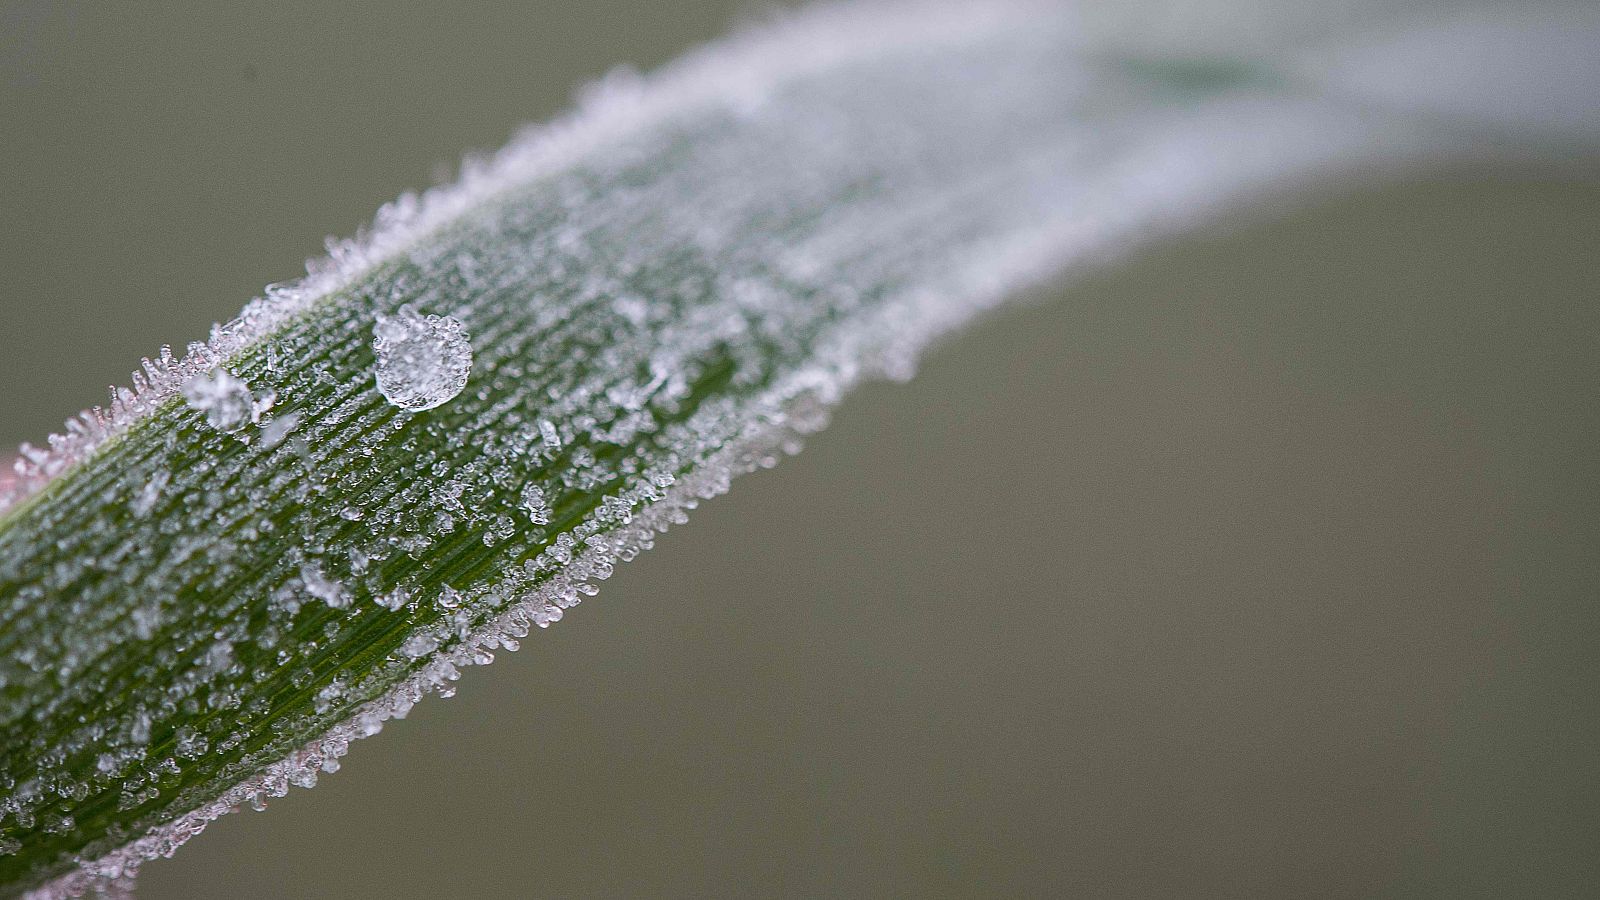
0,0,1527,894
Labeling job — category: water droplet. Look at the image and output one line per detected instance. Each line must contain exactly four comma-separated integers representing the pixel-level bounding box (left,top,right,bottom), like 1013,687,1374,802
372,305,473,411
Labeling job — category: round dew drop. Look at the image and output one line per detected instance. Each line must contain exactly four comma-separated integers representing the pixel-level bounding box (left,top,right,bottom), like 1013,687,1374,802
372,305,473,411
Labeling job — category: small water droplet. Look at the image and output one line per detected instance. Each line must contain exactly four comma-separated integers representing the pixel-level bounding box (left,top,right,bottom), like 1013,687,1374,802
534,604,563,628
372,305,473,411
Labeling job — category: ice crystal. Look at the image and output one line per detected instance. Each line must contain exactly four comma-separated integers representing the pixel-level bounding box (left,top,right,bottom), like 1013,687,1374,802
371,306,473,411
258,411,301,449
375,587,410,612
129,471,168,518
299,564,351,609
538,419,561,451
179,368,256,433
399,634,438,659
519,484,551,525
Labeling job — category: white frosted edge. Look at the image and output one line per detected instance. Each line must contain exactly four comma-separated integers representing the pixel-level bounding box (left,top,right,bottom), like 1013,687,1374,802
0,0,1047,518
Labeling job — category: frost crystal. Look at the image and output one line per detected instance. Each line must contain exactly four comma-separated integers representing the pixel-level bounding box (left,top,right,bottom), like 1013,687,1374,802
129,470,169,517
375,587,410,611
372,306,473,411
538,419,562,451
300,564,351,609
520,484,551,525
180,367,257,432
259,411,301,449
399,634,438,659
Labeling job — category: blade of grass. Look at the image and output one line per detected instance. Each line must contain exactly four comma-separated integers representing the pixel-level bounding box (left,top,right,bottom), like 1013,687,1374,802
0,0,1559,895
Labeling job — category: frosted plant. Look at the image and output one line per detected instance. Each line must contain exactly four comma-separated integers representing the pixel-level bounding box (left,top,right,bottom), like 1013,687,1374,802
0,0,1592,896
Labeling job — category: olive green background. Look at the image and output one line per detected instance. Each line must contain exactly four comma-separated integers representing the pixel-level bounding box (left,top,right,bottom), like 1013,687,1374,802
3,2,1598,897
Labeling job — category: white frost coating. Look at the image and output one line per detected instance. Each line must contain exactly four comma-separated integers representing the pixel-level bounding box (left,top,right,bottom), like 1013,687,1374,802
1,0,1572,514
0,0,1575,517
0,0,1057,517
375,586,411,612
12,0,1584,895
371,306,474,412
26,393,837,898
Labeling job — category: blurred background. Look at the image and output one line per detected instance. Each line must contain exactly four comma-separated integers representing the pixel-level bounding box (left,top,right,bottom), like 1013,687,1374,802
3,1,1599,897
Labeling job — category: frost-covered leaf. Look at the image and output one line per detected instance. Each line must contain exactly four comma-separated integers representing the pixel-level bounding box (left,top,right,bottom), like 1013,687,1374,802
0,0,1587,895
